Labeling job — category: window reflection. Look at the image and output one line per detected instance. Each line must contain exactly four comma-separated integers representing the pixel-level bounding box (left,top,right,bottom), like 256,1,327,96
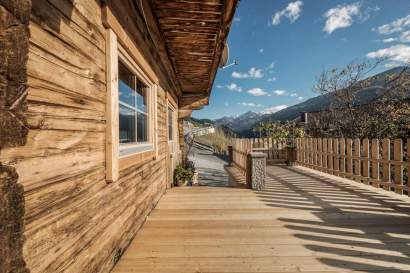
118,61,149,145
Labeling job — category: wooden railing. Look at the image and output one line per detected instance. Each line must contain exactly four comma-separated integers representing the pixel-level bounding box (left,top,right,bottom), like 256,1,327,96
296,138,410,195
231,137,289,175
250,138,287,161
231,138,251,176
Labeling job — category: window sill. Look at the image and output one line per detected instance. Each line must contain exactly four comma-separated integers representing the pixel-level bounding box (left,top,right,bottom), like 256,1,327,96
120,143,153,157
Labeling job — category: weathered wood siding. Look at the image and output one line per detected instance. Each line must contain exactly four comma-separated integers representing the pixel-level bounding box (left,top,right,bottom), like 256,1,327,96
0,1,178,272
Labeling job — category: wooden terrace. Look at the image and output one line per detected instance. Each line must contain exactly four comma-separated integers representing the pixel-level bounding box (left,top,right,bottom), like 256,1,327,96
112,165,410,273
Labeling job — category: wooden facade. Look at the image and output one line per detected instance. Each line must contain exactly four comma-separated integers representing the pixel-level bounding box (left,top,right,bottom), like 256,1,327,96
0,1,237,272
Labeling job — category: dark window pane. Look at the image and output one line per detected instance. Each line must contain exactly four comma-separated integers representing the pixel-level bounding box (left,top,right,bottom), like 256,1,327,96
137,113,148,142
119,105,136,143
168,108,173,141
119,63,136,107
136,83,148,113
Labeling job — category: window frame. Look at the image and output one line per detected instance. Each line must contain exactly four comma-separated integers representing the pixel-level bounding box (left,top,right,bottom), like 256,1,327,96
105,27,158,182
117,47,154,157
168,105,175,142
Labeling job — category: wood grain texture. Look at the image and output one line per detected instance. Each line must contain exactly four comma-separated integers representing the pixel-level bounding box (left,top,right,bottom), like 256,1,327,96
0,1,180,272
112,165,410,273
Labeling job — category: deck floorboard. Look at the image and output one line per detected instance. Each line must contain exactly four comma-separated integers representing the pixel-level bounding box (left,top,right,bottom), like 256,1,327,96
112,165,410,273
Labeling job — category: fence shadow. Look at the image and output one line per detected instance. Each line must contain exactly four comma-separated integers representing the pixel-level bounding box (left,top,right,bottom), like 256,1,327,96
258,165,410,272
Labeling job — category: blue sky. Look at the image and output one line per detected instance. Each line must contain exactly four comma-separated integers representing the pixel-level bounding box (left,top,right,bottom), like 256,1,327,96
193,0,410,119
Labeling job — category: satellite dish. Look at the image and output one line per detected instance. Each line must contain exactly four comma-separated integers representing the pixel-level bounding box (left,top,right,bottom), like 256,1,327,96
219,43,229,68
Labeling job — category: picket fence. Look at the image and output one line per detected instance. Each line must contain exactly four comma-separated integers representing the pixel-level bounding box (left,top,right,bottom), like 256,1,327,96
231,137,410,196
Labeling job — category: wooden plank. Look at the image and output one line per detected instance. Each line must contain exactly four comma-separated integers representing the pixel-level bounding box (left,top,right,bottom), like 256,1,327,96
105,28,119,182
322,139,327,171
346,139,353,179
317,138,323,170
393,139,403,194
327,138,333,174
353,139,361,182
339,138,345,177
112,165,410,273
382,138,391,191
371,139,380,188
333,138,339,174
362,139,370,184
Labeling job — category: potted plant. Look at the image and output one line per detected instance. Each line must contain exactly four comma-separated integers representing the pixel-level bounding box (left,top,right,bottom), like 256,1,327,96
173,164,194,186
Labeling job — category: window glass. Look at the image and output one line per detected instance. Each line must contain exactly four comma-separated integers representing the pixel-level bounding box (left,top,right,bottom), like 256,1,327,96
118,61,149,146
137,113,148,142
119,63,136,107
168,108,173,141
136,83,148,114
119,105,136,143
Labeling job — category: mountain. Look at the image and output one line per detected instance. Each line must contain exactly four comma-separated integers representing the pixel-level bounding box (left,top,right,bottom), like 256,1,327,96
214,111,264,135
212,66,409,136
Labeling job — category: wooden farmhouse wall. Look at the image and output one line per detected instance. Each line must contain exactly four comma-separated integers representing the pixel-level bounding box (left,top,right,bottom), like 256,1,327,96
0,0,180,272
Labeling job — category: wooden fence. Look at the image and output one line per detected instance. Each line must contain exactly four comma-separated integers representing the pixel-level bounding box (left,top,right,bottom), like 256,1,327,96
296,138,410,195
231,138,251,176
250,138,288,161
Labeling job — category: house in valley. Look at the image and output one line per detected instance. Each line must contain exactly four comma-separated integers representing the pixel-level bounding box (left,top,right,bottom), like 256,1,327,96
0,0,237,272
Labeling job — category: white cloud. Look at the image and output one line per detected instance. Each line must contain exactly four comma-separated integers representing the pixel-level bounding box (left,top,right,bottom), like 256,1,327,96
224,102,229,106
233,17,241,23
380,38,398,43
232,67,263,79
273,90,287,96
226,83,243,92
367,44,410,66
290,93,298,97
400,31,410,43
267,77,277,82
259,48,264,53
268,62,275,69
238,102,263,108
216,85,224,88
271,1,303,26
297,96,304,100
323,2,361,34
374,14,410,35
247,88,268,96
261,105,288,114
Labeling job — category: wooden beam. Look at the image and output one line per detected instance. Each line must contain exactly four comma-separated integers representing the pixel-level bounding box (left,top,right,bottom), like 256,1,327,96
105,28,119,183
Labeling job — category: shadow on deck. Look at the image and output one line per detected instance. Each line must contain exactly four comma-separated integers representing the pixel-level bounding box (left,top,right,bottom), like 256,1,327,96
112,165,410,273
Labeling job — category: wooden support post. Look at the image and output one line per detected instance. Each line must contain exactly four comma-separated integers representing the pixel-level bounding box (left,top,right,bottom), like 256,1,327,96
393,139,403,194
382,138,391,191
362,139,370,184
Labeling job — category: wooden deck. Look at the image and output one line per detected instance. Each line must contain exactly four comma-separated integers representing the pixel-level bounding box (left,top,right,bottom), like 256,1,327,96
112,165,410,273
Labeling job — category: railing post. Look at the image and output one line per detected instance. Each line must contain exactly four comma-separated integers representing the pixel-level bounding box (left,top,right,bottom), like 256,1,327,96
228,145,233,166
247,152,267,191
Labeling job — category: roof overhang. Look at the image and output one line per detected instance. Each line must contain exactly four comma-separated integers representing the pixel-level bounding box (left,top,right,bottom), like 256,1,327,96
148,0,238,113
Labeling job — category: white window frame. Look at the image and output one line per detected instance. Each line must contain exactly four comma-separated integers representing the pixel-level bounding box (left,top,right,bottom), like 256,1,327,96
118,45,155,157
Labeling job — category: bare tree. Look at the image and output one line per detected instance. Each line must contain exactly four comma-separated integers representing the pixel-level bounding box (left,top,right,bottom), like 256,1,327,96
309,59,410,139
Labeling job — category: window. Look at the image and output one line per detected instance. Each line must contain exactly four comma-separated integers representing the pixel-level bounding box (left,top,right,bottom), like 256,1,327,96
118,62,149,144
105,27,158,182
168,107,174,141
